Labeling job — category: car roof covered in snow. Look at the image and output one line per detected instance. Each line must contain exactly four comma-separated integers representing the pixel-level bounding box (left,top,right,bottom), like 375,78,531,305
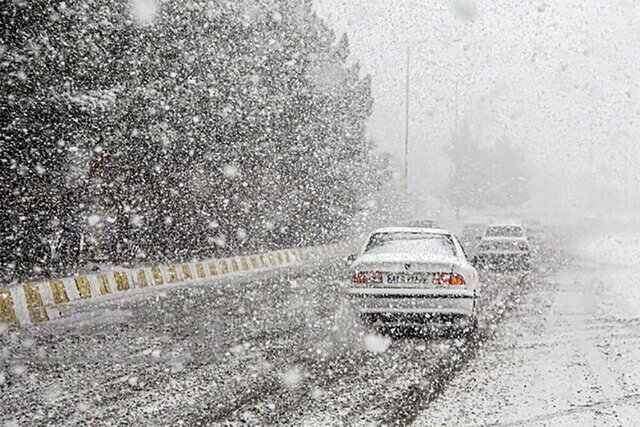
481,235,528,242
369,227,452,236
487,220,524,227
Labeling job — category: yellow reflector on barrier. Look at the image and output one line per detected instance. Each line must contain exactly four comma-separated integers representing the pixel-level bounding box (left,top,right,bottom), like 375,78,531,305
23,284,49,323
167,266,179,283
219,260,229,274
241,257,249,270
50,281,69,304
0,289,18,325
114,272,130,291
250,257,259,269
181,264,193,280
209,262,218,276
195,263,206,278
74,276,92,299
231,259,239,272
137,270,148,288
152,268,164,285
97,274,111,295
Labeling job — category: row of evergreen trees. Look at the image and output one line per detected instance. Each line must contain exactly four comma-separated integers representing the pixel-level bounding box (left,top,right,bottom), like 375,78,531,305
0,0,389,282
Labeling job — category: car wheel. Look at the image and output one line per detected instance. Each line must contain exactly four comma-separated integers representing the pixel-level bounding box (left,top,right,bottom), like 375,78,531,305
467,315,478,334
465,297,479,336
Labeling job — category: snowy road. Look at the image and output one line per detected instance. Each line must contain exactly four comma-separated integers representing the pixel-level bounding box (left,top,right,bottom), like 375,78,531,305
416,232,640,426
2,236,566,426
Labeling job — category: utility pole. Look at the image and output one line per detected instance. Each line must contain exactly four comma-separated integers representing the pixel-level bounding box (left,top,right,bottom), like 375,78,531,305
454,79,461,220
404,45,410,209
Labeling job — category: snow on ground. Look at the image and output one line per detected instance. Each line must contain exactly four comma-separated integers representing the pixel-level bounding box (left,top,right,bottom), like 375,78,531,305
575,231,640,267
1,254,544,426
416,230,640,426
0,231,576,425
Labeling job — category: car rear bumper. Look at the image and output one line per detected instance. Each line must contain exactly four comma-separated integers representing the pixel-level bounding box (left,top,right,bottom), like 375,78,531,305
345,288,475,317
476,252,530,267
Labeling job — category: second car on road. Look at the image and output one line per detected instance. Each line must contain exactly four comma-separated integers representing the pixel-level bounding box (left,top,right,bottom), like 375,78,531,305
474,221,531,270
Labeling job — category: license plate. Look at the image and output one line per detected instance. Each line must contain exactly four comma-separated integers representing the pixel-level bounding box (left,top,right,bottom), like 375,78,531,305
386,273,430,284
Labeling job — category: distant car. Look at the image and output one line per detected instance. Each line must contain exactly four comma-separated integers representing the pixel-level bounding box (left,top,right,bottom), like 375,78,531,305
344,227,479,332
474,223,531,270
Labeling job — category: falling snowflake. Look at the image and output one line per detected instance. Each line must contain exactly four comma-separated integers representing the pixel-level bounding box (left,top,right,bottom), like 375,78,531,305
131,0,157,25
223,164,241,179
87,215,102,227
282,367,303,389
363,334,391,354
130,214,143,227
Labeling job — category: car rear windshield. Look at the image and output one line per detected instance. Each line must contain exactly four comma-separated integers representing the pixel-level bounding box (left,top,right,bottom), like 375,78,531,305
364,232,456,256
485,226,524,238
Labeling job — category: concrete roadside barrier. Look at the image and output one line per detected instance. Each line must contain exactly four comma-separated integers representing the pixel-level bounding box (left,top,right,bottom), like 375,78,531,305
0,242,354,328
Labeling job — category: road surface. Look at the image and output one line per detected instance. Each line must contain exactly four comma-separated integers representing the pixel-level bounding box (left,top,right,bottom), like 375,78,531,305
4,231,629,426
416,231,640,426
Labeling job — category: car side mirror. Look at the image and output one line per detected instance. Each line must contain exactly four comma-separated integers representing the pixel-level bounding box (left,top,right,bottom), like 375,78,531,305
345,253,357,265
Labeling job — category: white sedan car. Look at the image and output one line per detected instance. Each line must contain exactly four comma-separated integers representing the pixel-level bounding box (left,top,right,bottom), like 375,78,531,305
474,223,531,270
345,227,479,330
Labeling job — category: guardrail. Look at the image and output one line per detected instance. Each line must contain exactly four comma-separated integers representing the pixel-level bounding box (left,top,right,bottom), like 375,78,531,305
0,241,352,328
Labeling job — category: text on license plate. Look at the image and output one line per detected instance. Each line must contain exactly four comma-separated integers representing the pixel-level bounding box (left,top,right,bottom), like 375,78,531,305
386,273,431,284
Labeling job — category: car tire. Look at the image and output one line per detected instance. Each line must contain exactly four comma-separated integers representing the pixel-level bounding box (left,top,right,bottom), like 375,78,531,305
467,315,478,334
465,296,479,336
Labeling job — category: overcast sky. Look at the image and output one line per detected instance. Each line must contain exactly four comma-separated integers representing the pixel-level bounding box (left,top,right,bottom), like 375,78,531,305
314,0,640,216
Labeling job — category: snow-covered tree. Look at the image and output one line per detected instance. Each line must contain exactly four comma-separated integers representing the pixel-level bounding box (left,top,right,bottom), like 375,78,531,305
0,0,386,281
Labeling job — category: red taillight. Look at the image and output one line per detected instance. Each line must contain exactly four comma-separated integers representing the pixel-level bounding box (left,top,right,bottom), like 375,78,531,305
352,271,383,284
449,274,465,285
433,272,465,285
